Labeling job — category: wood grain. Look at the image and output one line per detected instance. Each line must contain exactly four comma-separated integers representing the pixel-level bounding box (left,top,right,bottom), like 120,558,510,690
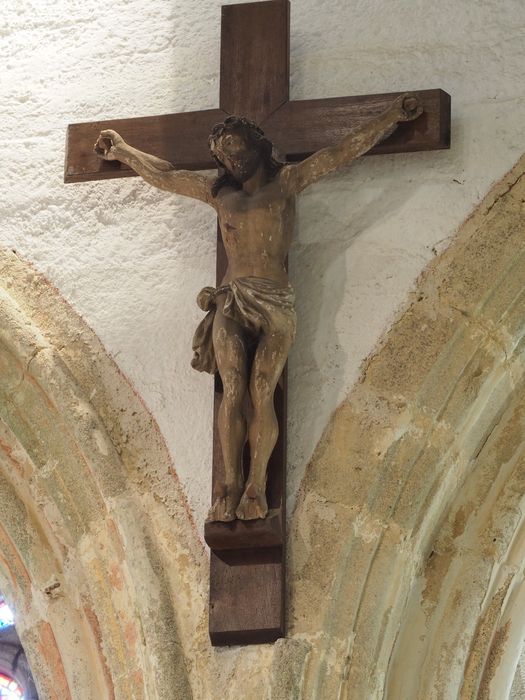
209,548,284,646
262,89,451,161
220,0,289,122
64,90,450,184
64,109,225,183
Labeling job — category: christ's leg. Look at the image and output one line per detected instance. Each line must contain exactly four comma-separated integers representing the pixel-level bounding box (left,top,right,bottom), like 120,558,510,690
207,298,248,522
236,328,293,520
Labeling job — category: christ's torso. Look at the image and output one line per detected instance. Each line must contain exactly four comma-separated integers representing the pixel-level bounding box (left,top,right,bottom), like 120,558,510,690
215,177,295,286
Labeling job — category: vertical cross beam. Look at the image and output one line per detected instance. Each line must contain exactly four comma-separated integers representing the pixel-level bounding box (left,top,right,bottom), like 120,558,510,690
204,0,291,646
220,0,289,122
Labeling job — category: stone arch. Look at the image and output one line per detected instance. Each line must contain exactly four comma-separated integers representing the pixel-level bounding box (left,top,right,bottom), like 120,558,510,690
288,155,525,699
0,250,210,699
2,153,525,698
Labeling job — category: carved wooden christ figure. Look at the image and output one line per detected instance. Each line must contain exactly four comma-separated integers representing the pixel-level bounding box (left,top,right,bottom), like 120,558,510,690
95,94,422,523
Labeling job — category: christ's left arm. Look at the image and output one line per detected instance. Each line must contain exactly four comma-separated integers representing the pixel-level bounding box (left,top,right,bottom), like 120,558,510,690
280,94,422,195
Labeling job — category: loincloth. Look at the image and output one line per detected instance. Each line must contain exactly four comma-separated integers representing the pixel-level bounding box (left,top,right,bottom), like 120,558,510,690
191,276,296,375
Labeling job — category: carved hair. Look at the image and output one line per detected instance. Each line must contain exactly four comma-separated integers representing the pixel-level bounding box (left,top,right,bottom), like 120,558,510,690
208,116,284,197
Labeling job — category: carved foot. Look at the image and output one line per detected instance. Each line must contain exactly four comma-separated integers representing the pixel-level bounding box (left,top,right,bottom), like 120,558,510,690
207,484,242,522
236,483,268,520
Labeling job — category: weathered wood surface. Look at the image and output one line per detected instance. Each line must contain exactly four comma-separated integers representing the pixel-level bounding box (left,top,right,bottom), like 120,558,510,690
204,509,283,550
206,1,289,645
206,225,287,644
64,109,224,183
206,361,286,552
263,89,451,160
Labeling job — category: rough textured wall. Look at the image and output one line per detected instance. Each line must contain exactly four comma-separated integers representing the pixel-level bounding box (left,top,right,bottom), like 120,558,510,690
2,0,525,528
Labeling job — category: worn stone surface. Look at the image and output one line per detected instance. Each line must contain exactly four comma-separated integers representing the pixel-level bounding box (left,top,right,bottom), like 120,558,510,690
0,251,209,698
289,155,525,699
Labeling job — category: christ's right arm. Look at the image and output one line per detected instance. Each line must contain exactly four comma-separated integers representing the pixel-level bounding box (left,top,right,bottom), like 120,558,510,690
95,130,215,207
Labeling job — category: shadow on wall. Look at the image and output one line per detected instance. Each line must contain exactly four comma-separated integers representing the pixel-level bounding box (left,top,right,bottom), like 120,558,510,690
288,150,431,503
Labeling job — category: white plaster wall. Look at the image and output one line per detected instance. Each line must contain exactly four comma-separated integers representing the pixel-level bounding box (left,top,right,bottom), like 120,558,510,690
1,0,524,532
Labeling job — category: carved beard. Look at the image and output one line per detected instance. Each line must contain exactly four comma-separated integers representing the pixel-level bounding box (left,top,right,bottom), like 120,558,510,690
227,151,261,183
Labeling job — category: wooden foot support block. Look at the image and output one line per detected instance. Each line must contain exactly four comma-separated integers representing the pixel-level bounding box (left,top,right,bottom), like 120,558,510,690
209,547,284,646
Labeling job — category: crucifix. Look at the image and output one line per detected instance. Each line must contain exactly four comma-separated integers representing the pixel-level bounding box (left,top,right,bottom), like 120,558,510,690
65,0,450,646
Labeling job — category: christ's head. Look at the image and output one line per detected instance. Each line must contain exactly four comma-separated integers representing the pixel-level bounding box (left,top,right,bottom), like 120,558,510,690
209,116,283,196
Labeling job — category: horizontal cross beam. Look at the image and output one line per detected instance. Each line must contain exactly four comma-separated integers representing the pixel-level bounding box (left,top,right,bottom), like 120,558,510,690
64,90,449,183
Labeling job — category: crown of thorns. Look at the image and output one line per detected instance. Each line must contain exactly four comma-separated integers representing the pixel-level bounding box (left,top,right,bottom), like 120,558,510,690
208,116,271,158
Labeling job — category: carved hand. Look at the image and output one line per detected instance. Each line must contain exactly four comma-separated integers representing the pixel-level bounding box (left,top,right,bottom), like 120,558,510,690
94,129,126,160
390,93,423,122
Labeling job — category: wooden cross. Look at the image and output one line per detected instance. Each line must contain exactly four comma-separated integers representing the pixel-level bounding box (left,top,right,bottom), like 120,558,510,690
65,0,450,646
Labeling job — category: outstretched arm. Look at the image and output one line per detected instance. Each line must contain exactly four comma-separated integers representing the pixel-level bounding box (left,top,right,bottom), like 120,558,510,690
94,130,215,207
280,94,422,195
